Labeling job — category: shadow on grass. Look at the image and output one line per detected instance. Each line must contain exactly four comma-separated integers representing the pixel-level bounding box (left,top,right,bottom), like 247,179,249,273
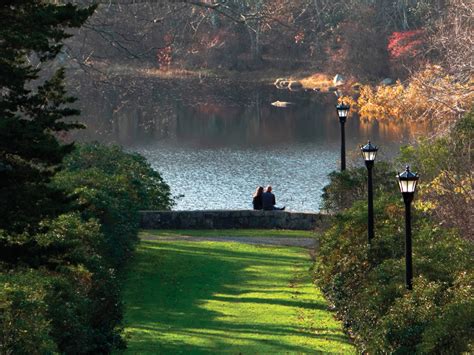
122,240,353,354
210,295,328,311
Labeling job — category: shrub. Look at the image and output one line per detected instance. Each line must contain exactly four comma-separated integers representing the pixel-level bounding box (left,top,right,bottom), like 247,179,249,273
316,145,473,352
2,144,173,352
60,143,172,211
398,110,473,241
419,272,474,354
356,65,473,131
320,161,396,213
316,195,473,352
53,143,173,267
38,213,125,353
0,269,56,354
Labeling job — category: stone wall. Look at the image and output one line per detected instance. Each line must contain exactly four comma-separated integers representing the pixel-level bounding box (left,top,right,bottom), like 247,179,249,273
139,210,327,230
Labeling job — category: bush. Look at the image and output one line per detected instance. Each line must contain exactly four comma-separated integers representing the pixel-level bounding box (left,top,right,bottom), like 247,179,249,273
373,274,474,354
320,161,397,213
0,270,56,354
315,167,474,353
1,144,173,353
53,143,173,267
356,66,473,131
317,116,473,352
397,110,473,241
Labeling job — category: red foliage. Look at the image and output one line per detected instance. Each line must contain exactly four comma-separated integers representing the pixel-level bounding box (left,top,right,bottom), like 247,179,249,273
294,31,305,44
156,33,173,68
388,30,425,60
157,46,172,67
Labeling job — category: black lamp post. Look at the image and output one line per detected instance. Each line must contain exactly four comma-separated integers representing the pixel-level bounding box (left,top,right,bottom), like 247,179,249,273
335,102,350,171
396,165,420,290
361,141,378,244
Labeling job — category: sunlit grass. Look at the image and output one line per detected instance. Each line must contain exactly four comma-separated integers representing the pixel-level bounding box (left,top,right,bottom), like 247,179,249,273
140,229,316,239
121,236,355,354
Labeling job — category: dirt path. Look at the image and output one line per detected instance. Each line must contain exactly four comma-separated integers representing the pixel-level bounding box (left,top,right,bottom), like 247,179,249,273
140,234,317,248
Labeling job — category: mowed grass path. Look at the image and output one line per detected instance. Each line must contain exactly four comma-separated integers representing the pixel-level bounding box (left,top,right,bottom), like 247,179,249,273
121,230,354,354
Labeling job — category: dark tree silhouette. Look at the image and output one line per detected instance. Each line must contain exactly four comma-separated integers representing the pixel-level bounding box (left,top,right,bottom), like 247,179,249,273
0,1,96,232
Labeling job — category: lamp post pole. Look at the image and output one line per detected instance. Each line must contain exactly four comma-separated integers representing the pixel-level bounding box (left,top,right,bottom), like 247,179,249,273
336,103,350,172
361,141,378,244
397,165,419,291
340,118,346,171
367,161,374,242
403,192,414,290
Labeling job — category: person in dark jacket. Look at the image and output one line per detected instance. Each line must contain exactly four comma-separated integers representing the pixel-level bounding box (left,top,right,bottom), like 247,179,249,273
262,185,285,210
252,186,264,210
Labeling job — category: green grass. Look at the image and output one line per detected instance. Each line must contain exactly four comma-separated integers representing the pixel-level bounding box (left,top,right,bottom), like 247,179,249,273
140,229,316,239
122,232,354,354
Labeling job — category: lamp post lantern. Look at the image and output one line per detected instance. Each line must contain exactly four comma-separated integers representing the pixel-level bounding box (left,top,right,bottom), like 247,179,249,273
361,141,378,244
396,165,420,290
335,102,350,171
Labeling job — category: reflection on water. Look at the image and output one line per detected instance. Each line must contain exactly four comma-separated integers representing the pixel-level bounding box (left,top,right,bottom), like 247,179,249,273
72,77,423,211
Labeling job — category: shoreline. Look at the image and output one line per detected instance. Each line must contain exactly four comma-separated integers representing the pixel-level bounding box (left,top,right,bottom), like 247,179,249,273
70,62,343,92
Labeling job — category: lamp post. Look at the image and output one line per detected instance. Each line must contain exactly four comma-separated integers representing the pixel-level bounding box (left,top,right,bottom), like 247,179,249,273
335,102,350,171
396,165,420,290
361,141,378,244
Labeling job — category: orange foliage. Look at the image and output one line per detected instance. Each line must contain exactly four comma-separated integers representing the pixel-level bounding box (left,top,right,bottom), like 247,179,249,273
356,65,473,131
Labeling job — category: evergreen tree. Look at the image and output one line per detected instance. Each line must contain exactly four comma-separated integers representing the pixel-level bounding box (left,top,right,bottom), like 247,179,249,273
0,1,96,233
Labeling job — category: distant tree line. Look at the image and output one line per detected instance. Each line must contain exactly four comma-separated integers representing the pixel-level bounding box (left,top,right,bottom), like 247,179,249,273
63,0,472,80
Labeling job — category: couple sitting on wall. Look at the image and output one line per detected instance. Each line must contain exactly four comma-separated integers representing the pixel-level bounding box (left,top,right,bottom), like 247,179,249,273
252,186,285,211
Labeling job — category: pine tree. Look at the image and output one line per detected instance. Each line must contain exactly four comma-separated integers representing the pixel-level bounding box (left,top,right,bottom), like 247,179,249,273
0,1,96,232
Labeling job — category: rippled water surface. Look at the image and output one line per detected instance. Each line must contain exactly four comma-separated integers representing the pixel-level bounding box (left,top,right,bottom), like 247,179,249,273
73,77,420,211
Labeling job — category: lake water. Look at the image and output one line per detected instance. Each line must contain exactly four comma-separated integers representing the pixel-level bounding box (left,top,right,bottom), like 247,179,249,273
72,76,419,211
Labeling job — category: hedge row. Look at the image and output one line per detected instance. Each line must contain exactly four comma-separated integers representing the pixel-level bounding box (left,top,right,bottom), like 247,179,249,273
315,114,473,353
0,144,173,353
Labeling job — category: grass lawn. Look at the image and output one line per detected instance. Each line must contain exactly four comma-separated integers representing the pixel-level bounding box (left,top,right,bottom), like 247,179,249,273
121,232,354,354
140,229,316,239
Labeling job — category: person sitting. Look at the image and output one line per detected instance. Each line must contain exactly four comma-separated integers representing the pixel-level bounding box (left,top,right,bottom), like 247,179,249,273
252,186,263,210
262,185,285,211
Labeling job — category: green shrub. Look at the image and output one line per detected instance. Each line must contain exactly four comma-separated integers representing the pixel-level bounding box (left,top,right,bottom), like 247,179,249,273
315,168,473,353
53,144,173,268
0,269,57,354
317,110,473,353
60,143,173,211
2,144,173,353
419,272,474,354
320,161,396,213
397,110,473,241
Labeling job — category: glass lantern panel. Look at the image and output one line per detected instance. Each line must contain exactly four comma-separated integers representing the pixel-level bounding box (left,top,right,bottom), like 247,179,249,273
398,179,406,193
369,150,377,161
406,179,417,193
362,150,377,161
337,110,344,118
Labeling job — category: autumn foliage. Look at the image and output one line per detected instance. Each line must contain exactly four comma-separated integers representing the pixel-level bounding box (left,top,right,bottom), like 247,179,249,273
356,65,473,132
156,33,173,68
388,30,425,59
